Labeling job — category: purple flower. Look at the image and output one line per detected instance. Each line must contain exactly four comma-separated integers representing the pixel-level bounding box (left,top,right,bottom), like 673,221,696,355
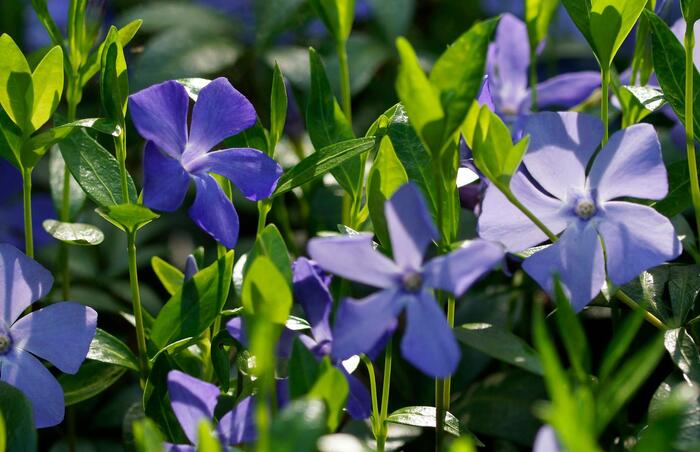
292,257,372,419
0,244,97,428
487,14,600,122
0,161,56,251
129,78,283,249
166,370,255,450
308,184,504,378
533,425,560,452
478,112,681,310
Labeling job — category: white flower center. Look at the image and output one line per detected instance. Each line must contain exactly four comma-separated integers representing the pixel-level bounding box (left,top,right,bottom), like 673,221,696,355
402,271,423,293
575,199,596,220
0,334,11,355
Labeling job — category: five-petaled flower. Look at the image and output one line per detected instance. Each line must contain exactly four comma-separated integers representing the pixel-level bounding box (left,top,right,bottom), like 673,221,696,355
478,112,681,310
309,183,504,378
166,370,255,451
129,77,283,249
0,244,97,428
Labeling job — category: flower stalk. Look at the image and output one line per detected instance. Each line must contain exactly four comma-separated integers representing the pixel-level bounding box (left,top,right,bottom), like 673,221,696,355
684,23,700,241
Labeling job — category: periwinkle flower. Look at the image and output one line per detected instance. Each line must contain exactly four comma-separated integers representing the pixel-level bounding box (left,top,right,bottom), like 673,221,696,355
167,370,255,451
533,426,560,452
478,112,681,310
292,257,371,419
0,244,97,427
308,184,504,378
129,78,283,249
487,14,599,123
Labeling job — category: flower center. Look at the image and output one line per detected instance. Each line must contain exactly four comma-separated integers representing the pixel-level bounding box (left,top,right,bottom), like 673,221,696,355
0,333,11,355
575,199,597,220
402,271,423,293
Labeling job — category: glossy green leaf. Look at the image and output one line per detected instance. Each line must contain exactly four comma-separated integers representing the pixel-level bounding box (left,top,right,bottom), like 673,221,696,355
151,256,185,296
0,381,36,452
270,400,327,452
273,137,376,196
48,149,83,220
60,360,127,406
619,85,666,126
244,224,292,285
650,376,700,450
270,62,288,152
562,0,594,46
86,328,140,372
100,26,129,123
30,0,64,46
42,219,104,246
60,128,137,206
242,255,292,324
96,203,160,233
310,0,356,42
637,384,698,452
80,19,143,86
0,109,24,169
526,0,561,45
288,338,322,399
386,406,478,441
590,0,646,67
307,360,349,431
665,328,700,383
682,0,700,24
454,323,543,375
23,118,122,156
367,135,408,248
29,45,64,132
150,251,234,348
0,34,32,131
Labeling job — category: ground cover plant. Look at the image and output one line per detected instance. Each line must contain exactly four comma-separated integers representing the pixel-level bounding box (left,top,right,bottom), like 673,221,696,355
3,0,700,450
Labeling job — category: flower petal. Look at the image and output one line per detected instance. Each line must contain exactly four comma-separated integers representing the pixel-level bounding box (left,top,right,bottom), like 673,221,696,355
185,148,282,201
588,124,667,201
523,223,605,311
478,172,570,252
521,112,603,199
0,243,53,325
226,317,247,346
385,183,439,270
597,201,681,285
308,235,401,289
343,370,372,420
488,13,529,114
423,239,504,296
11,302,96,374
167,370,219,444
217,396,256,446
401,290,460,378
142,141,191,212
129,80,189,158
189,175,240,249
331,290,404,361
1,348,64,428
533,72,600,110
186,78,257,158
293,258,333,345
534,426,561,452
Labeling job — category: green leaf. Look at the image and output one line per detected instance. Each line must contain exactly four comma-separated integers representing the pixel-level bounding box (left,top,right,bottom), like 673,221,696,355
242,255,292,324
307,360,349,431
0,411,5,452
636,384,699,452
395,37,445,154
23,117,122,157
665,328,700,383
270,62,288,152
682,0,700,24
526,0,561,46
650,159,693,218
150,251,235,348
211,329,237,392
454,323,543,375
0,381,36,452
47,152,79,220
30,0,64,46
196,420,222,452
429,17,499,142
132,417,166,452
309,0,356,43
244,224,292,285
650,376,700,450
80,19,143,87
562,0,594,47
619,85,666,126
60,128,137,207
100,26,129,123
367,135,408,248
306,48,360,197
386,406,479,442
151,256,185,296
590,0,647,68
0,109,22,169
552,278,591,380
42,219,105,246
598,304,645,381
0,34,32,131
273,137,376,196
29,45,64,132
270,400,327,452
288,338,322,399
59,360,127,406
87,328,140,372
96,203,160,233
176,77,212,101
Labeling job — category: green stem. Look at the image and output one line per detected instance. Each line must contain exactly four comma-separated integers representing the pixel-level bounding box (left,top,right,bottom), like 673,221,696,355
115,133,130,203
60,87,80,301
529,46,538,112
435,378,446,452
685,25,700,241
257,200,272,236
361,355,381,433
377,340,393,452
601,67,610,145
442,296,455,410
337,40,352,123
22,167,34,259
127,232,150,380
502,188,558,242
615,291,665,330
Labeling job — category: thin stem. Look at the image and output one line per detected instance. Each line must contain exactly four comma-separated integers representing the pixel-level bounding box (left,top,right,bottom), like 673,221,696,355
257,200,272,236
443,296,456,410
380,339,392,420
337,40,352,123
361,355,381,431
127,232,150,380
502,188,558,242
529,46,538,112
685,25,700,240
115,133,130,203
22,167,34,259
435,378,446,452
60,85,80,301
601,67,610,145
615,290,665,330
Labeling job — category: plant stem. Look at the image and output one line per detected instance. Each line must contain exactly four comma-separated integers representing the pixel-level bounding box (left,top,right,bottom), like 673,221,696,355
337,40,352,123
127,231,149,380
601,66,611,145
435,378,446,452
502,188,558,242
115,133,130,203
529,46,538,112
361,355,380,431
60,88,80,301
22,167,34,259
685,25,700,240
615,291,665,330
443,296,456,410
376,340,393,452
257,199,272,236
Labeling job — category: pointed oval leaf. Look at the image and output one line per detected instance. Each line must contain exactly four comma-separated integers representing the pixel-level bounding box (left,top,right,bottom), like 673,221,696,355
42,219,105,246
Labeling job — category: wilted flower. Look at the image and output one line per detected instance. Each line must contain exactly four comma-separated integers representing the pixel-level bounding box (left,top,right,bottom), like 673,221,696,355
478,112,681,310
309,183,504,378
129,78,283,249
0,244,97,428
